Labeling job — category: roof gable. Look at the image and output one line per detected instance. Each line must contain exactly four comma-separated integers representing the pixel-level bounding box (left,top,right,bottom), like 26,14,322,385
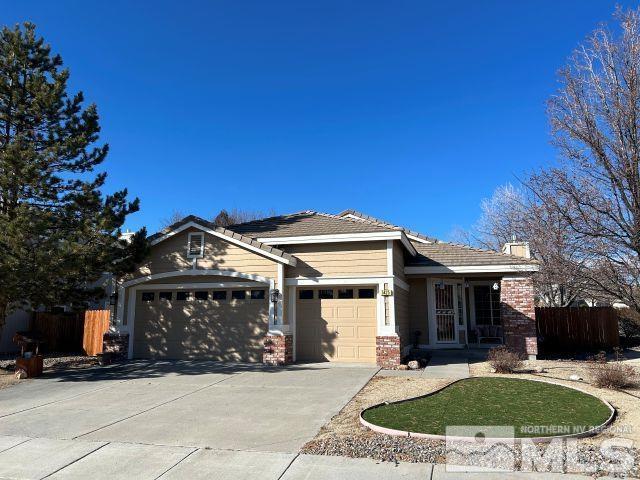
148,215,296,266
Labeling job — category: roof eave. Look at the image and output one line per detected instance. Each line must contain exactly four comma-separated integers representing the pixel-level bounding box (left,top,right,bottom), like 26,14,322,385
404,264,539,274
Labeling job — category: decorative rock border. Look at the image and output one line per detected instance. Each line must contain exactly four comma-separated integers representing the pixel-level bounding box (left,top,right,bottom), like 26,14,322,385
359,377,616,444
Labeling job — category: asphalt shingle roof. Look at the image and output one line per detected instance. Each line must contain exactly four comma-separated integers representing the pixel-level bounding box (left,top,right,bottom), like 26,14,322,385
151,210,537,269
337,210,537,267
337,209,437,243
228,211,397,238
407,241,538,267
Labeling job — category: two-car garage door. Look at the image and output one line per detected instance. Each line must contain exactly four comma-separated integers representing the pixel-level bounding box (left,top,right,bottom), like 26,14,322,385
295,286,377,363
133,286,268,361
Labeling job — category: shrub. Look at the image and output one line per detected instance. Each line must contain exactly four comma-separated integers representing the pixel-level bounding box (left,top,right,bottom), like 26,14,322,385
487,346,523,373
618,308,640,348
589,349,639,389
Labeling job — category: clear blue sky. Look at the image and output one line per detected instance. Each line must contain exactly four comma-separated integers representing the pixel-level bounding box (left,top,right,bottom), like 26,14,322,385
3,1,634,239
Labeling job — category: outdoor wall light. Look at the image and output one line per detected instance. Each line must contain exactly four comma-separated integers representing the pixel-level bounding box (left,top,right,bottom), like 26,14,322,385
492,282,500,291
270,289,280,325
109,292,118,306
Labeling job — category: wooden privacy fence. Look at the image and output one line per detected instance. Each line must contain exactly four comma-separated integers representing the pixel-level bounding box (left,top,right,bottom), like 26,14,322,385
82,310,111,356
31,312,85,352
31,310,111,355
535,307,620,353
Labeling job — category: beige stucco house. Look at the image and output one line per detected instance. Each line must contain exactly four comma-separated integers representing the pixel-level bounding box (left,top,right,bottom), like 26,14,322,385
111,210,539,367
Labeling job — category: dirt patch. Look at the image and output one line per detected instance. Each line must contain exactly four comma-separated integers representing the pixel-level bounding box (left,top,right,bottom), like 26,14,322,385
0,371,19,390
0,353,99,390
316,376,451,437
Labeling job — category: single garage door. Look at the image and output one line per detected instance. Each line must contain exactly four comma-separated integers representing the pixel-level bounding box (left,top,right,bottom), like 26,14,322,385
296,286,377,363
133,287,268,361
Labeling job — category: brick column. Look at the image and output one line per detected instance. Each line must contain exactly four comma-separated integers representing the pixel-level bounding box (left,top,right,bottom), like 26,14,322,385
103,332,129,360
263,334,293,366
376,335,401,369
500,276,538,360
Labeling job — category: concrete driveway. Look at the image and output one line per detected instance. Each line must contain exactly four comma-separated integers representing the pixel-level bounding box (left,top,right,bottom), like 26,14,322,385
0,360,379,479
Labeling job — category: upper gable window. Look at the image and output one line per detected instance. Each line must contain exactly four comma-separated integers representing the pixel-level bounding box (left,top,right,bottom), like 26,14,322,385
187,232,205,258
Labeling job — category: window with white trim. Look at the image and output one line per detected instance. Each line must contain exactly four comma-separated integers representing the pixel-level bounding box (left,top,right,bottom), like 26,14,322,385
187,232,205,258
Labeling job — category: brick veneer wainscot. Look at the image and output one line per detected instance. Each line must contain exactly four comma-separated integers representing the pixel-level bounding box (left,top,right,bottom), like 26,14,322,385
376,335,401,369
102,332,129,360
500,276,538,359
263,334,293,365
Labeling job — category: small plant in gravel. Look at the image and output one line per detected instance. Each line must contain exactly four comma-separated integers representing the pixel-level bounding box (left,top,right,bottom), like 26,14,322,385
487,346,523,373
589,349,639,389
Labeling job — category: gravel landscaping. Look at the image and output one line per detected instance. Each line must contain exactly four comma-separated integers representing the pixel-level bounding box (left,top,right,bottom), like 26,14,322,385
301,358,640,477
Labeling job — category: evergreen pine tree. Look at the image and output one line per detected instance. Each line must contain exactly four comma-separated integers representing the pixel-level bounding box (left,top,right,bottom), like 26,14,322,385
0,23,148,335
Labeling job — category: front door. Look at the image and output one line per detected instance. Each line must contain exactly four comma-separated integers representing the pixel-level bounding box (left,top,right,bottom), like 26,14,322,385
432,281,459,344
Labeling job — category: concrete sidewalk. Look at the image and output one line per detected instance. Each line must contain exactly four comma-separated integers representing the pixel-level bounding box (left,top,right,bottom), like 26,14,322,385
0,437,622,479
422,350,471,379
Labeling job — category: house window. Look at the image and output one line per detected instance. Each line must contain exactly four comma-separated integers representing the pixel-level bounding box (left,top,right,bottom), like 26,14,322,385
141,292,154,302
358,288,375,299
176,291,192,301
299,289,314,300
232,290,246,300
194,291,208,301
187,232,205,258
250,289,265,300
318,289,334,299
159,292,172,301
212,290,227,301
337,288,354,299
473,285,501,326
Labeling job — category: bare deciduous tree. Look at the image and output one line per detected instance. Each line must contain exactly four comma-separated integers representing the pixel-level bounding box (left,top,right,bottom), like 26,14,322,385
160,210,186,229
459,184,588,307
528,8,640,312
212,208,276,227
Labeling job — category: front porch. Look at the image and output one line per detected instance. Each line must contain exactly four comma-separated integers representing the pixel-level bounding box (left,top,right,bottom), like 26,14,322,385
404,274,537,360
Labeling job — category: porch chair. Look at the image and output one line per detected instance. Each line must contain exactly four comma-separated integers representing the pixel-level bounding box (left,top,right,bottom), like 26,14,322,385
475,324,503,344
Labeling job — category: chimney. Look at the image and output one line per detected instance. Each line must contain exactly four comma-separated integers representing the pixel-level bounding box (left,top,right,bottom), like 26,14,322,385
502,241,531,259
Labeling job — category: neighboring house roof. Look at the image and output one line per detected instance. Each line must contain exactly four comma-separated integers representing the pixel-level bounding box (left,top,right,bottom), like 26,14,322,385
228,211,399,238
148,215,297,266
407,241,538,268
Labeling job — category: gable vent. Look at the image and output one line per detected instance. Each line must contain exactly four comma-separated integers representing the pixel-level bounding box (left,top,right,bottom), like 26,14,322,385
187,232,205,258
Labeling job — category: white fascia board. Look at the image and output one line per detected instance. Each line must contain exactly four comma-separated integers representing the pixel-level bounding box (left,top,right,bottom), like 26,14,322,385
258,231,418,256
121,268,273,288
399,232,417,256
404,264,539,274
150,221,295,266
135,281,265,290
285,275,410,291
285,275,394,286
394,277,410,291
258,232,402,244
406,234,432,244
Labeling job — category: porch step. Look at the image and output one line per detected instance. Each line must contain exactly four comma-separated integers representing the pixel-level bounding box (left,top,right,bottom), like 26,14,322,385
422,351,470,379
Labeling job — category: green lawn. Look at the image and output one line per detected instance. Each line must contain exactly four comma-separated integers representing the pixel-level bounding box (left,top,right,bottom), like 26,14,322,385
362,377,612,438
